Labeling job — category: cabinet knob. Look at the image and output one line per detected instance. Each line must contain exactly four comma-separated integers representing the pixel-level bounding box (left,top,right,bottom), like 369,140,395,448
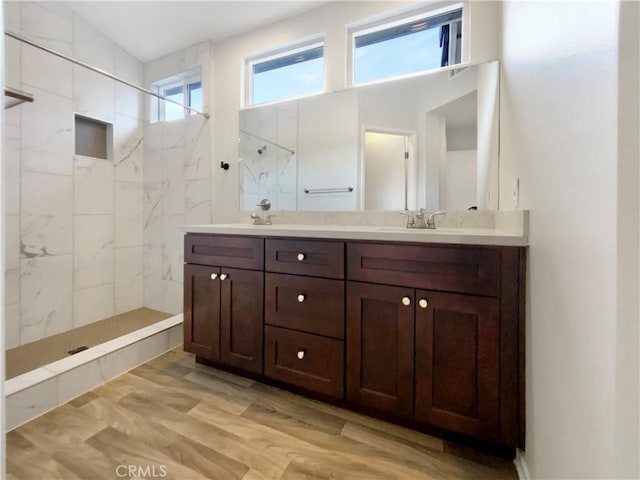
418,298,428,309
402,296,411,306
297,253,305,261
297,350,306,360
220,273,228,281
210,273,218,280
297,294,306,303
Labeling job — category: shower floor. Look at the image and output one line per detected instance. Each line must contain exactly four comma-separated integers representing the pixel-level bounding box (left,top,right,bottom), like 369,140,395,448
6,308,173,379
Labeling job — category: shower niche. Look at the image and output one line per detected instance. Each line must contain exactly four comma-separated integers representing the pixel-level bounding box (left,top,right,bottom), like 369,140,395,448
74,114,113,161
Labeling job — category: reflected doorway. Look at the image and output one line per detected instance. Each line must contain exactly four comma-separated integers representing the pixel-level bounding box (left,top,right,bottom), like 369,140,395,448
363,130,415,210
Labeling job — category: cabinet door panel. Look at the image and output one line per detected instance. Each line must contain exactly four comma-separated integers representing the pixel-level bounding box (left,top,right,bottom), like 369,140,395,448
265,273,344,339
264,326,344,398
346,282,414,418
415,290,499,439
220,268,264,374
184,264,221,361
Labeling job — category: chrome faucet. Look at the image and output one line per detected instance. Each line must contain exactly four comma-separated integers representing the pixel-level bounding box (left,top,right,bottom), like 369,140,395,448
426,211,446,229
414,209,427,229
251,198,274,225
400,209,446,229
250,212,274,225
400,210,415,228
400,209,427,229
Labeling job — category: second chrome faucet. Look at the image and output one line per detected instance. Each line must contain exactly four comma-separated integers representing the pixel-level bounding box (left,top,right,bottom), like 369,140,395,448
400,209,446,229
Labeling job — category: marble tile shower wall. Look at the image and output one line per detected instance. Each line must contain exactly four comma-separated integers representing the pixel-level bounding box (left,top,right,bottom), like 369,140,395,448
142,42,212,315
239,101,297,211
4,2,145,347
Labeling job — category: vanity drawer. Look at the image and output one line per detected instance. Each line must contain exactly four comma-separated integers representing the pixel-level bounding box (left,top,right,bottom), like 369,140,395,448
264,326,344,399
347,242,501,297
265,273,344,339
266,239,344,279
185,234,264,269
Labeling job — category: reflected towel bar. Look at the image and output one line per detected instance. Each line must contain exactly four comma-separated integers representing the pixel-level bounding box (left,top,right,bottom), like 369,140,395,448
303,186,354,194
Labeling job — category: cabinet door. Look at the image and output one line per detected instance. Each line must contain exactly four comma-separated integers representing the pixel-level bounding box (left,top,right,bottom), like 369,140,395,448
184,264,221,361
415,290,499,439
346,282,414,418
220,268,264,374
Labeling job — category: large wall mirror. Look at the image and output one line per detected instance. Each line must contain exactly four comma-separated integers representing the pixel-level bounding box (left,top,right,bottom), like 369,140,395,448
239,60,499,211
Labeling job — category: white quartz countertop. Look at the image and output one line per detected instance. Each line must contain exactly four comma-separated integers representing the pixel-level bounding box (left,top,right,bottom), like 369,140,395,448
182,223,528,247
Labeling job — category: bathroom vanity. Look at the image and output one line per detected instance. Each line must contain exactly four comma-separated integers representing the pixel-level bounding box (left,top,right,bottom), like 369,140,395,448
183,224,526,451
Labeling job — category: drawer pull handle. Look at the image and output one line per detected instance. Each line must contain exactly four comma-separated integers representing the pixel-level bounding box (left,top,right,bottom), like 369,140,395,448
220,273,228,281
401,296,411,306
297,253,305,261
297,294,306,303
419,298,428,309
210,273,218,280
297,350,306,360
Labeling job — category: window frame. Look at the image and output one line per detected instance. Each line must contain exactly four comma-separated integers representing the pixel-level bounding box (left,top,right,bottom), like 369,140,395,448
347,3,467,87
151,68,202,122
244,36,326,107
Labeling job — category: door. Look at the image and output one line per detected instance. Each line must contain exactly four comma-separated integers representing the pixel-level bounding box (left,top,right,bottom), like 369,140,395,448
346,282,414,418
414,290,500,439
220,268,264,374
184,264,221,361
363,131,413,211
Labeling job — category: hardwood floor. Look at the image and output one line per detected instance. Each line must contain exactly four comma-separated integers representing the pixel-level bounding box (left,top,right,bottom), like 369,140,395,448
7,348,517,479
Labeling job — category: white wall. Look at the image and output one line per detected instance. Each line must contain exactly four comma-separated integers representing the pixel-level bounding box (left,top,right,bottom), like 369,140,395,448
614,1,639,476
142,43,212,314
211,0,501,222
445,149,476,210
501,1,638,477
4,2,145,346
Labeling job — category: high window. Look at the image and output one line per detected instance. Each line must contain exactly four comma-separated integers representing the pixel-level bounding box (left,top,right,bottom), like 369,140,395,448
350,5,464,85
246,38,325,106
151,68,202,122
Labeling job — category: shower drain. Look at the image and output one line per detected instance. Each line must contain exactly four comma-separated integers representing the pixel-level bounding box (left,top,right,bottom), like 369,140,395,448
67,345,89,355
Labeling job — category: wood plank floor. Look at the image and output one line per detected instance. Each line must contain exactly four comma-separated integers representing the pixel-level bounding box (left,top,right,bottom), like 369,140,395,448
7,348,517,480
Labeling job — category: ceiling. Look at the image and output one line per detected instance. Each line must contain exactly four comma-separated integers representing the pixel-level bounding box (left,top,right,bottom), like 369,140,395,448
64,1,329,63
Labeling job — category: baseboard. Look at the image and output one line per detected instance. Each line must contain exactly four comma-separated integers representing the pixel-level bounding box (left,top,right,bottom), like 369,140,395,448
514,449,531,480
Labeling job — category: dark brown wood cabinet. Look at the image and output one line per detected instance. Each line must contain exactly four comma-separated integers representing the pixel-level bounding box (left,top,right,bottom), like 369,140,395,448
263,238,346,397
414,290,500,440
264,325,344,398
184,234,264,374
184,263,221,361
220,268,264,374
346,282,415,418
184,233,525,450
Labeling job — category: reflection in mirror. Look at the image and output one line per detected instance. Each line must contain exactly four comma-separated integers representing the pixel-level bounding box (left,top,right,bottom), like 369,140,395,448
429,91,478,210
363,131,414,210
239,60,500,211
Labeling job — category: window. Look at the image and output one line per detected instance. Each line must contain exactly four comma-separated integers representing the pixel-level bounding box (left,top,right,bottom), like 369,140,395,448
151,68,202,122
246,39,324,106
75,115,111,160
351,5,463,85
